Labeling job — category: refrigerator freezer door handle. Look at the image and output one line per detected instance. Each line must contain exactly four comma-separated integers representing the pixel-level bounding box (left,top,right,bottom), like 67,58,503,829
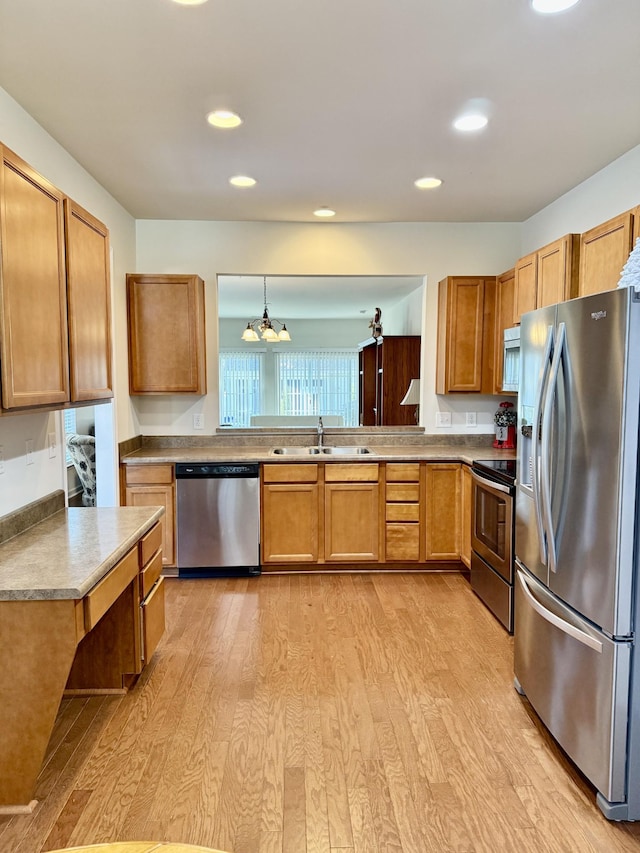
516,571,603,653
532,325,555,566
541,322,566,574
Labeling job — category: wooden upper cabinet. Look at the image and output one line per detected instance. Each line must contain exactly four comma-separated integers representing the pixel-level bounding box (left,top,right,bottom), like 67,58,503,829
537,234,580,308
633,206,640,243
0,146,70,409
493,268,515,395
64,199,113,402
514,252,537,323
436,276,495,394
127,273,207,394
579,210,634,297
514,234,580,323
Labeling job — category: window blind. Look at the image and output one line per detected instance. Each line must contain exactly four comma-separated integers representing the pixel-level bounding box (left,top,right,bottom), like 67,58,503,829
275,350,358,426
219,351,264,427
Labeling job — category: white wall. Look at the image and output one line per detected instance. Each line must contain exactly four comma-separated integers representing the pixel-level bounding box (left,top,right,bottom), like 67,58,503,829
521,144,640,254
0,87,137,515
135,220,522,434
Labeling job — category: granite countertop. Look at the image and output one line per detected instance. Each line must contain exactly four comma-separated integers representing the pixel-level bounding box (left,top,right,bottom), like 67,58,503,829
121,444,516,466
0,506,164,601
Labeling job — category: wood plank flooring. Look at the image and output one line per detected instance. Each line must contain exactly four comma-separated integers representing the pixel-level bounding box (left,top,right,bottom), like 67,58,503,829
3,572,640,853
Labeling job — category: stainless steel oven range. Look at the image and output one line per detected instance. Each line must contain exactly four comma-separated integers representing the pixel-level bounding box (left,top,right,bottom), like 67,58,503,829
470,458,516,632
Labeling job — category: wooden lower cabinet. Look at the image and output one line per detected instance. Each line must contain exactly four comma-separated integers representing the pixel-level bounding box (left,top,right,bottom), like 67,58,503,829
262,483,320,563
261,460,463,568
385,463,422,562
325,482,379,561
262,464,319,564
424,463,461,561
123,463,176,566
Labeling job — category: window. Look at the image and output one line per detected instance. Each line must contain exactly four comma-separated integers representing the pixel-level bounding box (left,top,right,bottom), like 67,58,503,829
275,350,358,426
219,351,264,427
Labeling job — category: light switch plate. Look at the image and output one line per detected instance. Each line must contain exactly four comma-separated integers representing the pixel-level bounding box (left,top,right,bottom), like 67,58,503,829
193,413,205,430
48,432,57,458
436,412,451,428
26,439,34,465
0,445,4,474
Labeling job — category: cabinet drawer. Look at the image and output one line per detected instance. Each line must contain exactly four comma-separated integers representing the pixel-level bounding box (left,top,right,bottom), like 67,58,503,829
386,524,420,561
262,463,319,483
84,547,138,630
386,463,420,482
142,577,165,664
386,482,420,502
125,464,173,486
386,503,420,522
139,522,162,567
324,463,379,482
140,548,163,599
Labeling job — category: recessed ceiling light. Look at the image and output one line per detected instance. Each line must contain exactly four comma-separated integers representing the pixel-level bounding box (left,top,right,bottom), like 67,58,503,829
414,177,443,189
206,110,242,129
314,207,336,218
531,0,580,12
172,0,209,5
229,175,256,188
453,114,488,132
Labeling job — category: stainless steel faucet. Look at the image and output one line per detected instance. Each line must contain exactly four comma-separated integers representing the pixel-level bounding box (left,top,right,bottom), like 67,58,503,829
317,416,324,448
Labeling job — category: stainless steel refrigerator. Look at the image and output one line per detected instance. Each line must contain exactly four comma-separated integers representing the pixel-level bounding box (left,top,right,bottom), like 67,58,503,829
514,287,640,820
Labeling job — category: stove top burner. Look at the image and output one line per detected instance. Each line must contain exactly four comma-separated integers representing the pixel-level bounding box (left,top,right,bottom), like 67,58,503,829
472,458,516,486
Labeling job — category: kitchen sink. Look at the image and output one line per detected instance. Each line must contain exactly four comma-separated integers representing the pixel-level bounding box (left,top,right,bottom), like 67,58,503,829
271,447,322,455
321,446,372,455
270,446,372,456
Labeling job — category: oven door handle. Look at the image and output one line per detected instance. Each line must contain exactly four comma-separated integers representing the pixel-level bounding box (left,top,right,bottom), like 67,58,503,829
471,470,512,496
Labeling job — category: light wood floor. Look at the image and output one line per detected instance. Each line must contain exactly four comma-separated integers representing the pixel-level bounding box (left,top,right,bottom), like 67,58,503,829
3,572,640,853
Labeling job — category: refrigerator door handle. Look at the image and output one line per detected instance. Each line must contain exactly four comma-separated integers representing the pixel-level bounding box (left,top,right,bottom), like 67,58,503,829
541,322,566,574
516,570,603,653
532,324,555,566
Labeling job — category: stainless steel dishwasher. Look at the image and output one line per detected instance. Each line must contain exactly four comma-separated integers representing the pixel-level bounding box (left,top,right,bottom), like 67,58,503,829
176,463,260,577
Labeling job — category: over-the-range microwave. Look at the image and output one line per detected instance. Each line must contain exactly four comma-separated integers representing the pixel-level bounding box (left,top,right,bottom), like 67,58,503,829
502,326,520,393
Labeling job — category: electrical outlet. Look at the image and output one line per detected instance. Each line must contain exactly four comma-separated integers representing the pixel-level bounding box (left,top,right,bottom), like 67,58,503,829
48,432,57,458
193,413,205,430
26,439,34,465
0,445,4,474
436,411,451,428
465,412,477,427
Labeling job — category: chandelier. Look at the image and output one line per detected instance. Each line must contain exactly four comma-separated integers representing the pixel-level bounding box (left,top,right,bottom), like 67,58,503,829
241,276,291,342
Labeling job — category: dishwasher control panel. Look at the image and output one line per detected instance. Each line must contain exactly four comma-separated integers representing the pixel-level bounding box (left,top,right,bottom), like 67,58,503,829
176,463,259,478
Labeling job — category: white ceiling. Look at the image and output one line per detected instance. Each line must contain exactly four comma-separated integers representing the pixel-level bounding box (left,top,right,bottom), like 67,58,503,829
1,0,638,225
217,275,423,319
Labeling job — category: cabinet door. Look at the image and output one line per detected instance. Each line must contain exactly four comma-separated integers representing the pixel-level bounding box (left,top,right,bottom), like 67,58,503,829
493,268,515,395
262,483,319,563
579,211,633,297
514,252,537,323
325,483,379,561
125,483,175,567
0,146,69,409
127,273,206,394
537,235,580,309
64,199,113,402
460,465,472,569
633,206,640,244
378,336,421,425
359,343,378,426
425,463,461,561
436,277,486,393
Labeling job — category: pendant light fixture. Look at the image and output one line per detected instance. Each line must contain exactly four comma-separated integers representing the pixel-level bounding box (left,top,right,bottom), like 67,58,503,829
241,276,291,342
